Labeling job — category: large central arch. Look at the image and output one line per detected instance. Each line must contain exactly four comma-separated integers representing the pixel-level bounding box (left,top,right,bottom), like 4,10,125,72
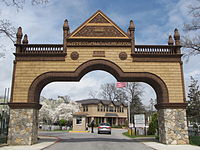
28,59,169,105
8,10,189,145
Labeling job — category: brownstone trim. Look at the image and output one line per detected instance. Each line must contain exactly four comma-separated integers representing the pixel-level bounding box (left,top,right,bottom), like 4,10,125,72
10,61,16,102
132,54,182,62
14,53,67,61
180,61,186,102
8,102,42,110
28,59,169,105
155,103,187,109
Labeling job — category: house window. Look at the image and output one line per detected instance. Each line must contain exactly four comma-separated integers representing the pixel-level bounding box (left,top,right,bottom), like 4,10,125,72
101,105,104,111
83,106,88,112
122,107,124,113
76,117,82,125
117,107,120,112
109,106,114,112
97,105,100,111
106,106,108,112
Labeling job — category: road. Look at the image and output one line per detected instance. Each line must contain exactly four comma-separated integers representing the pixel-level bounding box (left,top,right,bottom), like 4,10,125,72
39,129,154,150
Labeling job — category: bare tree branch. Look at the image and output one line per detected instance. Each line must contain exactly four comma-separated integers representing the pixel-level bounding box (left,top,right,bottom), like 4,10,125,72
182,1,200,57
0,19,16,43
0,0,49,10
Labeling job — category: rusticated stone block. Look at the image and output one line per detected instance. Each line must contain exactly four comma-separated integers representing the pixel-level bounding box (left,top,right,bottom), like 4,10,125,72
8,108,38,145
158,108,189,144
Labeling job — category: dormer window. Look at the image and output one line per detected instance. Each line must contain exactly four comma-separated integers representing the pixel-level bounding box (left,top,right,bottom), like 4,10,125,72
101,105,104,112
83,105,88,112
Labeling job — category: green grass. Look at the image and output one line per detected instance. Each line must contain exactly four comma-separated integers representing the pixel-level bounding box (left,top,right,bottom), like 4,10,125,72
189,136,200,146
122,132,155,138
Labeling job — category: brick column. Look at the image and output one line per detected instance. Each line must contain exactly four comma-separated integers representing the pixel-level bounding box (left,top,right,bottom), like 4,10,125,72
8,103,41,145
157,105,189,145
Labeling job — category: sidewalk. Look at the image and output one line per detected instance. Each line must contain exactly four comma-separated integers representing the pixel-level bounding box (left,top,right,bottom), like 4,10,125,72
0,136,59,150
143,141,200,150
130,137,200,150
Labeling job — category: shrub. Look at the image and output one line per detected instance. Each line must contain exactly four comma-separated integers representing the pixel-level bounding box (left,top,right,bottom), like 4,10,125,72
147,113,158,135
59,119,67,126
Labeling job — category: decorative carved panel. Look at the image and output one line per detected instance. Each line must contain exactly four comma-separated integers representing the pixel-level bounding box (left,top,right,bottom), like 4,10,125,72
70,51,79,60
73,26,125,37
89,14,109,23
67,41,131,47
119,52,127,60
93,51,105,57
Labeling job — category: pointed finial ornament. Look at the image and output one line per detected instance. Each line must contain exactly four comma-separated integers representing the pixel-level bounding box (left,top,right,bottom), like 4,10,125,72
63,19,69,30
16,27,23,44
174,28,180,46
129,20,135,31
168,35,174,45
22,34,28,44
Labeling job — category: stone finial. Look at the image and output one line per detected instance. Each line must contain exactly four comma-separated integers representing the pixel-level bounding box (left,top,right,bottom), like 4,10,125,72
128,20,135,31
168,35,174,45
22,34,28,44
16,27,23,44
63,19,70,35
174,28,180,46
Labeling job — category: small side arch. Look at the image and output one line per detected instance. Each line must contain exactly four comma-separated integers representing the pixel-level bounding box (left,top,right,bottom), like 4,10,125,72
28,59,169,104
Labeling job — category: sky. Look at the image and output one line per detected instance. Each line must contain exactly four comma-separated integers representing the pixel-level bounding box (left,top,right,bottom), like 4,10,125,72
0,0,199,106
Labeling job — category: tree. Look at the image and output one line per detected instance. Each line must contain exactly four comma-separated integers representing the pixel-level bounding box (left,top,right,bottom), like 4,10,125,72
122,82,145,123
147,113,158,135
39,97,80,125
182,0,200,57
99,82,128,102
186,76,200,124
0,0,49,58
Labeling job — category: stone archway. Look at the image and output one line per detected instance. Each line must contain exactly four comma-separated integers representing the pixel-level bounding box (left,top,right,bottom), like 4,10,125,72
28,59,169,104
8,10,188,145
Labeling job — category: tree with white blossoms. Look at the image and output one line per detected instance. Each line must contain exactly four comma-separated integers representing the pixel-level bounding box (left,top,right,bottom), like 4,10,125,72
39,96,80,125
55,101,80,121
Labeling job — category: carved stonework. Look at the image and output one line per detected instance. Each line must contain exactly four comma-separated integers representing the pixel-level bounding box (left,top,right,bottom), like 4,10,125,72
67,41,131,47
70,51,79,60
73,26,125,37
89,14,109,23
93,51,105,57
119,52,127,60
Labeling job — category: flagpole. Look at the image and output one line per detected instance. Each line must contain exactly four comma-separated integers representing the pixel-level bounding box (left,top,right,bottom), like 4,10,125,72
128,100,131,127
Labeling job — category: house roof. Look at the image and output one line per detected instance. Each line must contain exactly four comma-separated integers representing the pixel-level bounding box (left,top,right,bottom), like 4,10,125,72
73,112,88,116
76,99,128,107
105,113,119,117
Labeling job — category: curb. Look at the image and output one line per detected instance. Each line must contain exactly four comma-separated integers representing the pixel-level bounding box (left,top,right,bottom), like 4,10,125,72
69,131,90,133
40,135,61,150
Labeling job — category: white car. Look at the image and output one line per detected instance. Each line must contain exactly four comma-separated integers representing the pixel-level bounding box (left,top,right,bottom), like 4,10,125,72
98,123,111,134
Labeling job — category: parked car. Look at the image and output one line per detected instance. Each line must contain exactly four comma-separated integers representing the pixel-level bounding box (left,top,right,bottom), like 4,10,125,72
98,123,111,134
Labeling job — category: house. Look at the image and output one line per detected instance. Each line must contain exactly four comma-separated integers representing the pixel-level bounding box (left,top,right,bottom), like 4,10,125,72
75,99,128,126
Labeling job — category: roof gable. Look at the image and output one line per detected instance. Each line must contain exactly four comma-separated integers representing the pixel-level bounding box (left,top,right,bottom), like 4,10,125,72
69,10,129,39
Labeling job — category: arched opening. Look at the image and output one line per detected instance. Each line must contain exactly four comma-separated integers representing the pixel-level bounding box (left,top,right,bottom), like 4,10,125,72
28,59,169,106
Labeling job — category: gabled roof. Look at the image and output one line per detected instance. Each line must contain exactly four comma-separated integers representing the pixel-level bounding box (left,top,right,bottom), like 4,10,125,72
76,99,128,107
69,10,129,39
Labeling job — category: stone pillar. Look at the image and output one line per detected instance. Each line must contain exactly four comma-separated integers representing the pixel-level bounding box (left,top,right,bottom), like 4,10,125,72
8,108,39,145
158,108,189,144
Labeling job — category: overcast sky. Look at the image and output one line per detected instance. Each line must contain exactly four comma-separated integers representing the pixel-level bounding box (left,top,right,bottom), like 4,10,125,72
0,0,199,105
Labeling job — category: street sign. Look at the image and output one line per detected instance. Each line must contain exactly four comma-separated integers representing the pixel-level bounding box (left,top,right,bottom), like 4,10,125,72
134,114,145,128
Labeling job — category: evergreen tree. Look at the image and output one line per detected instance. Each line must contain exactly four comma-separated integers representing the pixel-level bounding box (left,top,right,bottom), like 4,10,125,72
187,76,200,124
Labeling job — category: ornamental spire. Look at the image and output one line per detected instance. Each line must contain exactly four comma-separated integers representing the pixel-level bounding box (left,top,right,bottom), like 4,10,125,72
168,35,174,45
16,27,23,44
22,34,28,44
174,28,180,46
